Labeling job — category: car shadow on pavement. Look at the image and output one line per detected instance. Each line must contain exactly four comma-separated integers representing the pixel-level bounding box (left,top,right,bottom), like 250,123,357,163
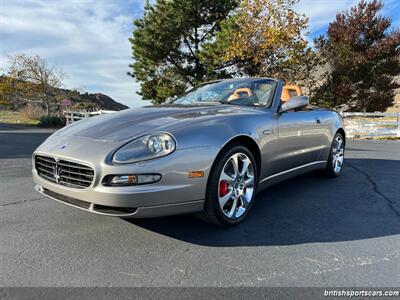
126,158,400,247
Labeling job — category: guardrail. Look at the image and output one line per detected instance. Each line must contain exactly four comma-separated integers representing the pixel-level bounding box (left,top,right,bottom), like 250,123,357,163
343,112,400,138
65,110,116,124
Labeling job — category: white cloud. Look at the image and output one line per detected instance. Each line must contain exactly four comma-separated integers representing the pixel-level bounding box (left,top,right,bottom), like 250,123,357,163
296,0,400,40
0,0,147,108
1,0,398,108
295,0,359,37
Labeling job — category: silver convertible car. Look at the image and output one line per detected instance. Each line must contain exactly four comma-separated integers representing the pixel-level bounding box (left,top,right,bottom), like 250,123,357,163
33,78,345,226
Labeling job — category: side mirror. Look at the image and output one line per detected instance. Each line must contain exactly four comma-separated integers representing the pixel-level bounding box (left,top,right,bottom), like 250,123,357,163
279,96,309,112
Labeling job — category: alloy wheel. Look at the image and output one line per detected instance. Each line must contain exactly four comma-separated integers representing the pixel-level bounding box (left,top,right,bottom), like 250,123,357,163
218,153,255,219
332,135,344,173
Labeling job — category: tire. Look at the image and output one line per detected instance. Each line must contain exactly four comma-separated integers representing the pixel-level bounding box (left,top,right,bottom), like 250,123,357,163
323,132,345,177
196,144,259,227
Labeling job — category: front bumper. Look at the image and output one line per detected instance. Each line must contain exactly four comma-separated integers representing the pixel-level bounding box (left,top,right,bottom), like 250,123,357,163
32,146,219,218
34,184,204,218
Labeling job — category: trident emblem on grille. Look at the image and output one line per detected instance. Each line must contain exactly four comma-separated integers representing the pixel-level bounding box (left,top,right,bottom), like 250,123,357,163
53,161,61,183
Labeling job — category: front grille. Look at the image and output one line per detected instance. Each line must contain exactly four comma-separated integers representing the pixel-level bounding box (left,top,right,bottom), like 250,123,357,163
35,155,94,189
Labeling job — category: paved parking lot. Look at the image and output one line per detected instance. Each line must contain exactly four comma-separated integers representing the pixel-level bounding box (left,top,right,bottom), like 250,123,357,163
0,124,399,287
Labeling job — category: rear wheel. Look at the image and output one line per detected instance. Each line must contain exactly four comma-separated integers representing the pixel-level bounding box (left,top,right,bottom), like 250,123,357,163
197,145,258,227
323,132,345,177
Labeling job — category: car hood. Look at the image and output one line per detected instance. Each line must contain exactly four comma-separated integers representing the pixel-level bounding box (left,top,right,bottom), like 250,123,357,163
54,105,257,142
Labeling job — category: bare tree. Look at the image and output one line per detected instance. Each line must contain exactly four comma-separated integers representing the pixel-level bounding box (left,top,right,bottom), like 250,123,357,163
7,54,66,115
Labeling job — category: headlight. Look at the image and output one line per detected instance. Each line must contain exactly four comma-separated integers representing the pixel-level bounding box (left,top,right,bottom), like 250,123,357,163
113,133,176,164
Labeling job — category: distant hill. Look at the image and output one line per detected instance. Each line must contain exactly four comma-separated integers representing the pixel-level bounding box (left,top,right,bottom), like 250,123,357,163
0,75,129,111
63,89,129,111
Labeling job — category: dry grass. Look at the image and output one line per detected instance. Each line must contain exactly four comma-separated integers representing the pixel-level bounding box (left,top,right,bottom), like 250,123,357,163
0,110,40,125
19,104,46,120
374,136,400,140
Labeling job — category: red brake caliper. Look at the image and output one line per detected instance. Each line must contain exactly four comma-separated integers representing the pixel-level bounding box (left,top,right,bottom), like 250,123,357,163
219,181,229,197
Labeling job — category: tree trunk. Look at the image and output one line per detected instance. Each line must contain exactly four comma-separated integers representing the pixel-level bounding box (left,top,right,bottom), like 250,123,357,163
45,100,49,116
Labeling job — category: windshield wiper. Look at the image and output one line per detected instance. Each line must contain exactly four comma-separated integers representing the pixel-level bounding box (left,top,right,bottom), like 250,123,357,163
219,100,257,107
219,100,236,105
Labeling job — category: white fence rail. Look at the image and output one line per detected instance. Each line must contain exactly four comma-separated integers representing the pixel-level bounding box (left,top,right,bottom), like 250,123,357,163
65,109,400,139
343,112,400,138
65,110,116,124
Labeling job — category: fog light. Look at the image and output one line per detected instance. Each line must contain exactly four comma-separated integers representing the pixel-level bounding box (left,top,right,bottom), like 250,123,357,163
111,175,137,185
107,174,161,186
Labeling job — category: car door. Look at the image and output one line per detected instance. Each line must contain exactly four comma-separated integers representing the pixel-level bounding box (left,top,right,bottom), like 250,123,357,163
275,107,324,173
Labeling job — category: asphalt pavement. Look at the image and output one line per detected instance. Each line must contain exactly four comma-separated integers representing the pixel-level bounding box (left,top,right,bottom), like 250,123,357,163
0,124,399,287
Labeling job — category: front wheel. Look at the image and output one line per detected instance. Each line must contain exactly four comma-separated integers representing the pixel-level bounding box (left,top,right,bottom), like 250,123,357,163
197,145,258,227
323,132,345,177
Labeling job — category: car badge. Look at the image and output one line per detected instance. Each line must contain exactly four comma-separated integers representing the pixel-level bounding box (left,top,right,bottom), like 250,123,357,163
53,163,61,183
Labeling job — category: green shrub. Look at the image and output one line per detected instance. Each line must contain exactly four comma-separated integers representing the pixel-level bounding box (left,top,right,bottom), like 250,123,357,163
38,115,66,127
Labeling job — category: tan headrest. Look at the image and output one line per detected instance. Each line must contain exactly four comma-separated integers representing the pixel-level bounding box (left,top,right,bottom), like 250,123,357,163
281,88,291,102
228,88,253,101
282,85,302,102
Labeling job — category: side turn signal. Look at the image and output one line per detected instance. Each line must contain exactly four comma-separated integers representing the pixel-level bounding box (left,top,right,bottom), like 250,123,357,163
188,171,204,178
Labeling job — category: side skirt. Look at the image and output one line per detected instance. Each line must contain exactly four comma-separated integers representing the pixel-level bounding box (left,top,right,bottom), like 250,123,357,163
258,161,327,191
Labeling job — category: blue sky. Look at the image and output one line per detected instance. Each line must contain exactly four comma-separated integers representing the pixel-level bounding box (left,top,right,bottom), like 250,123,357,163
1,0,399,108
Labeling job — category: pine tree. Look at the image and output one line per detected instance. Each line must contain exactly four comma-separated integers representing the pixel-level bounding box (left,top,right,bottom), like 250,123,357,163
315,0,400,112
129,0,237,104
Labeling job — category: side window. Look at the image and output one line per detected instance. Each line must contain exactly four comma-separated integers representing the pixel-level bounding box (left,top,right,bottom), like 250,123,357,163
252,80,275,106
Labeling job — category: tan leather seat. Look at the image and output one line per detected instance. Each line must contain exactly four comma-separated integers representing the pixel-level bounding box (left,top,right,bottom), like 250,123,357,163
228,88,253,101
281,85,302,102
281,88,292,102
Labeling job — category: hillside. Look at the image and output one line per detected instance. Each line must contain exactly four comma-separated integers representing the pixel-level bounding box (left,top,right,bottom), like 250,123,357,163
63,90,129,111
0,75,129,111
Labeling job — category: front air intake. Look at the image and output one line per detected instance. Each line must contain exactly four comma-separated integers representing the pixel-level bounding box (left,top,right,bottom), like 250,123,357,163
35,155,94,189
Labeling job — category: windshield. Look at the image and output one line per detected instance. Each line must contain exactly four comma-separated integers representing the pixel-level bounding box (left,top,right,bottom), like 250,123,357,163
172,79,276,107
